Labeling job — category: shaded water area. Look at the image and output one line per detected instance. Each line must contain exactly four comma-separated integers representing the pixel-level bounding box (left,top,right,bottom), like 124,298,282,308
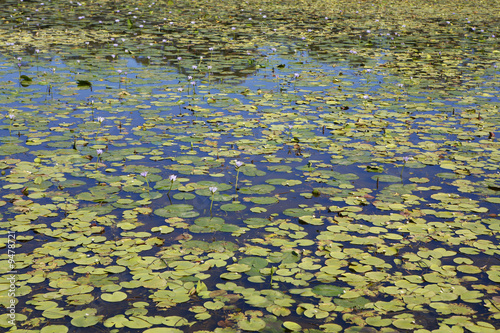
0,0,499,332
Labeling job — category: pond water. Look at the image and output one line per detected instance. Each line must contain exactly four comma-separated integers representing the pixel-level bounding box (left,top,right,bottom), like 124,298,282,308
0,0,499,332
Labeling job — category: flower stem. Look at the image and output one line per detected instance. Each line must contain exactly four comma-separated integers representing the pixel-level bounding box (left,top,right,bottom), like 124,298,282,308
209,193,214,217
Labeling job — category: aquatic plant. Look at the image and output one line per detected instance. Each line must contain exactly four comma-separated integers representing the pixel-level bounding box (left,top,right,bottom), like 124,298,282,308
95,149,103,170
167,174,177,197
141,171,149,191
0,0,499,332
209,186,217,216
95,117,104,141
401,156,410,181
7,113,15,135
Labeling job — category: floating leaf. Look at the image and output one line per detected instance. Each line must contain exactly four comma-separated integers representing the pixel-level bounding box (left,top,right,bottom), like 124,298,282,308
41,325,69,333
371,175,401,183
77,79,92,87
102,292,128,302
299,215,324,225
220,203,246,211
365,316,392,327
312,285,344,297
154,204,199,218
238,318,266,331
71,315,100,327
283,321,302,331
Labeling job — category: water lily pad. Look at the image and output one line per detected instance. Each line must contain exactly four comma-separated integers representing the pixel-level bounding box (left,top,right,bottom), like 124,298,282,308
173,192,196,200
283,208,314,217
371,175,401,182
102,291,128,302
1,1,500,332
243,217,272,227
194,216,225,227
143,329,183,333
250,196,278,204
299,215,324,225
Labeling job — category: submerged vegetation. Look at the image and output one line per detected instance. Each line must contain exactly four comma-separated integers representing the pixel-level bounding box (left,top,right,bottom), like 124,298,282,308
0,0,499,332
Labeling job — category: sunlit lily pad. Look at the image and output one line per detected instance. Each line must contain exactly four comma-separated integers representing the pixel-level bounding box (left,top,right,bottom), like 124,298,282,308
143,328,183,333
71,314,101,327
283,208,314,217
312,285,344,297
102,291,128,302
41,325,69,333
154,204,199,218
299,215,324,225
0,1,499,332
220,272,242,280
220,203,246,211
283,321,301,331
238,318,266,331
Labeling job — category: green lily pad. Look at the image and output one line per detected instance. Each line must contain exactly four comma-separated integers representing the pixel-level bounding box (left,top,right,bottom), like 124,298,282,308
220,203,246,211
283,321,302,331
154,204,199,218
283,208,314,217
299,215,324,225
243,217,272,227
71,314,100,327
365,316,392,327
1,1,500,332
238,318,266,331
143,329,183,333
102,291,128,302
